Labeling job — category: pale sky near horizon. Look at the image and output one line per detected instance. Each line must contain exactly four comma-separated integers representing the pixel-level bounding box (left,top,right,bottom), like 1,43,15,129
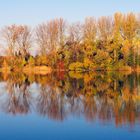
0,0,139,27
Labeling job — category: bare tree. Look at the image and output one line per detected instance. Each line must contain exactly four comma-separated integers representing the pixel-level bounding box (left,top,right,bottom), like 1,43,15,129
57,18,67,48
36,18,66,56
36,23,49,55
16,26,32,57
68,22,83,44
1,25,19,56
1,25,31,57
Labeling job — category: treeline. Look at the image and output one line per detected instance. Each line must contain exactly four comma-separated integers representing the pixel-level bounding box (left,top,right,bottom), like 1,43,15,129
0,12,140,71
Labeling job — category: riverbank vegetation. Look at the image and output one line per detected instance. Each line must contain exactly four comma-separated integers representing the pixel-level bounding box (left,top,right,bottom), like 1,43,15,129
0,12,140,73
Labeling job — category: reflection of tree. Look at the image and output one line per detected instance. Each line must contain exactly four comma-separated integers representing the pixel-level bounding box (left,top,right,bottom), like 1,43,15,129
2,80,30,115
36,85,66,121
98,95,114,122
0,72,139,127
83,96,97,121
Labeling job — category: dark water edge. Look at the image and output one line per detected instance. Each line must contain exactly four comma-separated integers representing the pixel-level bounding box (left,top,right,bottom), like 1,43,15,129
0,72,140,140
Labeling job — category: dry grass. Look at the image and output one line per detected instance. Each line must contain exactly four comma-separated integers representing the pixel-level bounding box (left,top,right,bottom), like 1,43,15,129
23,66,52,75
0,67,11,73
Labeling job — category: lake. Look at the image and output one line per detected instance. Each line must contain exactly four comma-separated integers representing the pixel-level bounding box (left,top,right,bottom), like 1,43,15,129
0,72,140,140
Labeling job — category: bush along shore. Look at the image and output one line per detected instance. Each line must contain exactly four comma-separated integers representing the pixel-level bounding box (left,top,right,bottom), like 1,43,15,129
0,12,140,74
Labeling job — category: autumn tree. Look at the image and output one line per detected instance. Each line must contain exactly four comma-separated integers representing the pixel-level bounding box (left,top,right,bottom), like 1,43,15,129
94,16,113,68
0,13,139,70
121,13,138,67
122,13,137,41
83,17,97,64
0,25,32,69
98,16,113,43
112,13,123,63
36,18,66,66
67,22,83,62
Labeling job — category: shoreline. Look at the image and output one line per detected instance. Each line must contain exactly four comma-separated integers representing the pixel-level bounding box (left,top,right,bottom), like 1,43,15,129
1,66,140,75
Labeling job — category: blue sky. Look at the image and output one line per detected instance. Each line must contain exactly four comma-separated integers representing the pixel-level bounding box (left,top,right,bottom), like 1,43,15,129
0,0,139,27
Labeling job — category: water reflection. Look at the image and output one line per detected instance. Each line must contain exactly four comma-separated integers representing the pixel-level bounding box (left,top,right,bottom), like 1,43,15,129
0,72,140,127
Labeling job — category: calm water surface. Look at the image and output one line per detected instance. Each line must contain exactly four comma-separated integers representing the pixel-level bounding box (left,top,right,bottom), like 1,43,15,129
0,72,140,140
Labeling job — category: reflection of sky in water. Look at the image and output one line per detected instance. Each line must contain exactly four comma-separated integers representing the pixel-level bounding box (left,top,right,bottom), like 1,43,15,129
0,73,139,140
0,113,139,140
